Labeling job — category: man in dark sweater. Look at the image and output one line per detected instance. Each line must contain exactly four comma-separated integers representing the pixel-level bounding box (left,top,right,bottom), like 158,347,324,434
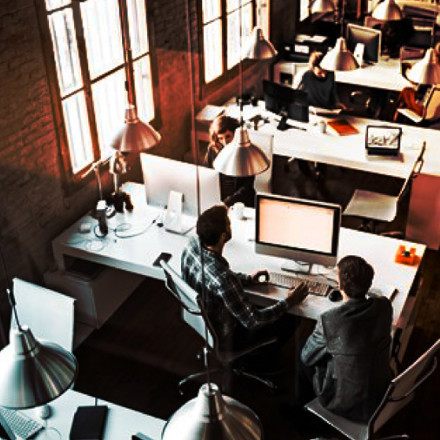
298,51,343,110
300,255,393,422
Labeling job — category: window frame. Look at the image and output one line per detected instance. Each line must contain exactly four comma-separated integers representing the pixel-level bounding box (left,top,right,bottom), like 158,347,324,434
35,0,161,195
198,0,269,96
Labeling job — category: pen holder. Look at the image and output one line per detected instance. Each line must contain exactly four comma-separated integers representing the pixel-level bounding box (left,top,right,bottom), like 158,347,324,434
395,245,416,265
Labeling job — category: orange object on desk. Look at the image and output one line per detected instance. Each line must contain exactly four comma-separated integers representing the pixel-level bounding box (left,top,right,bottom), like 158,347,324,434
395,245,417,265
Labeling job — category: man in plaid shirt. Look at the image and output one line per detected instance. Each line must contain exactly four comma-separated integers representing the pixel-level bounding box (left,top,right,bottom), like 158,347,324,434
181,204,308,351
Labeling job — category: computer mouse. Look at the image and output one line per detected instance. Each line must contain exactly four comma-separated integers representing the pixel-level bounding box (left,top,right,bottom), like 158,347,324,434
329,288,343,302
36,404,52,419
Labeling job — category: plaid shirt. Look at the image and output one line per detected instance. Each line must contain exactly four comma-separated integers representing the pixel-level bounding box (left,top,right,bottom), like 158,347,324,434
181,236,288,339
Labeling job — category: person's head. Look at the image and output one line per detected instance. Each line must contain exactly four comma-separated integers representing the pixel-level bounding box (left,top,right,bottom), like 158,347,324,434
309,51,327,79
209,114,240,147
337,255,374,299
196,204,231,248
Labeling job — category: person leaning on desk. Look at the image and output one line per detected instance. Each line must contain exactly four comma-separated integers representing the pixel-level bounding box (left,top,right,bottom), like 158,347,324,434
181,204,309,353
205,114,256,207
299,255,393,422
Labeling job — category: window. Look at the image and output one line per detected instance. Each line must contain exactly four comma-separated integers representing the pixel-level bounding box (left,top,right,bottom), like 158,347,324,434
40,0,156,185
201,0,270,84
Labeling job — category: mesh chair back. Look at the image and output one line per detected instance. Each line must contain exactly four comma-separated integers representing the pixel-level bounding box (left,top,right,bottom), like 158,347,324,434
369,338,440,435
424,86,440,120
161,260,213,344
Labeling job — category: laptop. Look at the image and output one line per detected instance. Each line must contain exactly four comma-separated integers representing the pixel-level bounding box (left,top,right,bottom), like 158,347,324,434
365,125,402,156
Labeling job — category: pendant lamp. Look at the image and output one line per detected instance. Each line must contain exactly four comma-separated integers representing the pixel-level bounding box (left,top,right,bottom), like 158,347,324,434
213,127,269,176
372,0,403,21
213,0,270,176
0,326,78,409
320,36,359,71
245,26,278,60
162,383,263,440
406,48,440,85
310,0,335,15
112,105,161,153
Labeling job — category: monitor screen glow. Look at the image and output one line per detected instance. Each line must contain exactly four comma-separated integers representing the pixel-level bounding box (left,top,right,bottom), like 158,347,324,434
255,194,341,267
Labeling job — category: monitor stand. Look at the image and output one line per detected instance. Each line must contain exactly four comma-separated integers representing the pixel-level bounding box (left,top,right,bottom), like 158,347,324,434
281,259,312,274
277,113,289,131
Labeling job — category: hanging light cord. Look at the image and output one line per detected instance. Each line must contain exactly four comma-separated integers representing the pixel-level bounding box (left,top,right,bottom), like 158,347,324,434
185,0,212,390
239,0,244,127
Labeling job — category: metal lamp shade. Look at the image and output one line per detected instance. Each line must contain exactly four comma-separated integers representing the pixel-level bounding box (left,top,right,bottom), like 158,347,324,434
372,0,403,21
112,105,161,153
320,37,359,71
310,0,335,15
162,383,263,440
0,327,78,409
245,27,278,60
213,127,270,177
406,48,440,85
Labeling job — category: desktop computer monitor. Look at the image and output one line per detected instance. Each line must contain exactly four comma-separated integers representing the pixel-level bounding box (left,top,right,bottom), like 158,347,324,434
263,79,309,130
255,193,341,267
346,24,381,64
140,153,221,216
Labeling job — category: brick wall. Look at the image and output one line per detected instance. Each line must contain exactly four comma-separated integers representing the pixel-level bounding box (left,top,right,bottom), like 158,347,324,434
0,0,296,336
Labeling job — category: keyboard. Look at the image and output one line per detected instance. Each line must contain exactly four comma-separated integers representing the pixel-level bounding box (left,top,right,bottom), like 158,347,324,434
0,407,44,439
268,272,331,297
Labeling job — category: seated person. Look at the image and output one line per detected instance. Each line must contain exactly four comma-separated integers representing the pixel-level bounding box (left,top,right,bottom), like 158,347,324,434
298,51,345,110
181,204,308,351
393,84,431,121
300,255,393,422
206,114,256,207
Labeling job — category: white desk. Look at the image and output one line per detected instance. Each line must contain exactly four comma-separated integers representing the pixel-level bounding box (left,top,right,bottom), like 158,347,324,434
52,184,425,343
223,100,430,179
22,390,165,440
335,58,412,92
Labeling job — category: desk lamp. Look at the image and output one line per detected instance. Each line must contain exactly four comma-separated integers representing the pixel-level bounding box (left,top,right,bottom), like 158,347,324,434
0,289,78,435
405,14,440,85
320,0,359,71
213,0,270,177
371,0,403,21
310,0,335,16
161,1,264,439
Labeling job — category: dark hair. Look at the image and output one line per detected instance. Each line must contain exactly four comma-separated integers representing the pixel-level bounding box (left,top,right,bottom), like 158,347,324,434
309,51,325,69
196,205,229,246
337,255,374,299
209,114,240,143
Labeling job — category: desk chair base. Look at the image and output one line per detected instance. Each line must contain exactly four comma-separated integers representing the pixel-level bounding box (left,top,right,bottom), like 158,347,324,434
178,365,279,395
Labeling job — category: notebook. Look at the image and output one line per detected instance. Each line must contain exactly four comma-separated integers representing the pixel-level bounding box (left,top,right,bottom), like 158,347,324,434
326,119,359,136
70,405,108,440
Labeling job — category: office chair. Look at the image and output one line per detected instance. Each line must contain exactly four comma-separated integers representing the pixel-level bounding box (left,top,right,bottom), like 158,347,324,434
248,129,274,194
397,86,440,126
343,142,426,234
160,260,279,394
305,338,440,440
12,278,76,351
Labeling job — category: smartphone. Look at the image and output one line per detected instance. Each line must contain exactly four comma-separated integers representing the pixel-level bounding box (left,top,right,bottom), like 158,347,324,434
153,252,172,267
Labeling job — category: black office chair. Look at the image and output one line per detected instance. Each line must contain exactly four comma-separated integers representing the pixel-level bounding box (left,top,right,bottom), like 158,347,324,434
305,338,440,440
160,260,279,394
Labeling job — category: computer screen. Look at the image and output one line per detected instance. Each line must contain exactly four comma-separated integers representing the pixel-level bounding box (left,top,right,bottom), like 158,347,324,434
255,194,341,267
346,24,381,63
140,153,221,217
263,79,309,130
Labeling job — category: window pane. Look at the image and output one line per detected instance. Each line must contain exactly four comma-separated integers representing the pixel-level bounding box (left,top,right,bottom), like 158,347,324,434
227,4,253,69
45,0,70,11
204,19,223,83
202,0,221,23
81,0,124,79
134,56,155,122
258,0,270,37
92,69,127,159
62,92,93,173
48,9,82,96
127,0,149,57
226,0,239,13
